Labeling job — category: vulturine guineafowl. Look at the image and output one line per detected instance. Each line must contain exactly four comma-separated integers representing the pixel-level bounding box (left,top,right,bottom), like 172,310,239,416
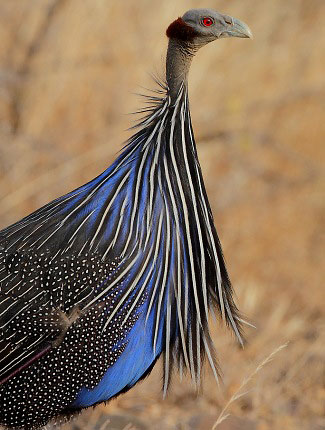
0,9,252,430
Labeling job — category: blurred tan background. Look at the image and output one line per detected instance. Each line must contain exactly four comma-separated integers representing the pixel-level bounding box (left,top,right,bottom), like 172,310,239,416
0,1,324,429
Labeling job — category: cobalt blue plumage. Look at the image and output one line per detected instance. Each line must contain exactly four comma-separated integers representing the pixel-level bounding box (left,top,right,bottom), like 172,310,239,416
0,8,252,430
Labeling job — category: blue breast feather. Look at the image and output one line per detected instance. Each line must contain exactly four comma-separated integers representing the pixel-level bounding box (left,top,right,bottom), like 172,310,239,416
73,311,163,407
0,87,243,410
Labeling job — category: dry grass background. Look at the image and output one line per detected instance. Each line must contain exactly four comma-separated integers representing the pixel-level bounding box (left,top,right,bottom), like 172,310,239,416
0,1,324,429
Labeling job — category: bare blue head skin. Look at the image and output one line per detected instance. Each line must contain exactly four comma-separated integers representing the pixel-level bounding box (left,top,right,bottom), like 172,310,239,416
166,8,252,97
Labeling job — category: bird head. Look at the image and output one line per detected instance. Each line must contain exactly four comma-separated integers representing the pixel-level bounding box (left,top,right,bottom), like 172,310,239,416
167,8,253,46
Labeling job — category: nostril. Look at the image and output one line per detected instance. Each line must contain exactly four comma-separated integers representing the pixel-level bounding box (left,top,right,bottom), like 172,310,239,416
224,16,234,25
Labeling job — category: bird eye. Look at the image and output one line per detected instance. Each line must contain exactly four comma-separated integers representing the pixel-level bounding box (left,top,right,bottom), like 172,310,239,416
202,17,214,27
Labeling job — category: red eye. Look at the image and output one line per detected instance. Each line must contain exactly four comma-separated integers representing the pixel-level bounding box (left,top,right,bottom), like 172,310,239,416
202,17,214,27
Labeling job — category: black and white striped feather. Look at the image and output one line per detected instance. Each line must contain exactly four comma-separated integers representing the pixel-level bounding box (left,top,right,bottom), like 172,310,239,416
0,80,244,396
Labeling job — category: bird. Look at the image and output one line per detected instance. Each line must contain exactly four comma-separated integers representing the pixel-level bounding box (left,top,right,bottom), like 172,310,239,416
0,8,252,430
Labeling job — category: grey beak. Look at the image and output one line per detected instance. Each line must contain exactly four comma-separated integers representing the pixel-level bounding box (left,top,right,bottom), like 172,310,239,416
228,17,253,39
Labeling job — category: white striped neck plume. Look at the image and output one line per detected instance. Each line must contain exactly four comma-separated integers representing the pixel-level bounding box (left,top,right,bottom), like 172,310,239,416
0,8,252,430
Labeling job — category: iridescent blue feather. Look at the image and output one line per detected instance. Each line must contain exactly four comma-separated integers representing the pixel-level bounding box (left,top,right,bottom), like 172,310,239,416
0,80,243,415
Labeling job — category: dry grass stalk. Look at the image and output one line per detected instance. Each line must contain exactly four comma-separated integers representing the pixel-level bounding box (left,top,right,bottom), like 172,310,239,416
98,419,111,430
212,342,289,429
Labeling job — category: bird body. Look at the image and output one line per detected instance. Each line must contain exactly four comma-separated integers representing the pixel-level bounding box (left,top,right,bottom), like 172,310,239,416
0,9,252,430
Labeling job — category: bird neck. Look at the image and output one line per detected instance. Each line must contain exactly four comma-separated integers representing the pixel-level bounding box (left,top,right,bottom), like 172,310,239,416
166,39,197,101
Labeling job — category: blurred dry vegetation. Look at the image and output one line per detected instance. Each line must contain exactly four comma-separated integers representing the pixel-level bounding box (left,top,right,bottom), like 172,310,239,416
0,0,324,429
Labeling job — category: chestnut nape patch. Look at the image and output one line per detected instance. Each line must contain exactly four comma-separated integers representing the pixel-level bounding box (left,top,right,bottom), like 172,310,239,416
166,18,199,42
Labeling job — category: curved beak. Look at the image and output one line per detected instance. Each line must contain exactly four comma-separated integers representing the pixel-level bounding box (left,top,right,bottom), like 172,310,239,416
222,17,253,39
